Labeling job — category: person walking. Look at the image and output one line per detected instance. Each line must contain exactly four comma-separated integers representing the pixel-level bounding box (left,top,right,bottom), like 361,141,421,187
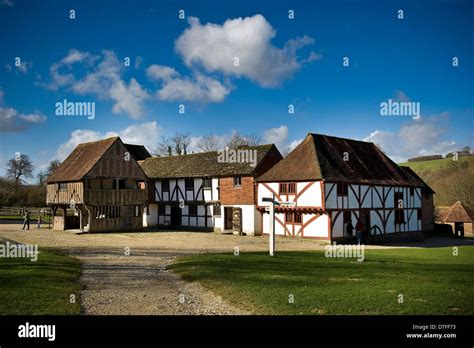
355,218,364,245
22,209,30,230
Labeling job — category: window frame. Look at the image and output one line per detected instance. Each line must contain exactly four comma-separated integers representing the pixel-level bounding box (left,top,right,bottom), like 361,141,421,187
233,176,242,187
185,178,194,191
161,179,170,192
336,183,348,197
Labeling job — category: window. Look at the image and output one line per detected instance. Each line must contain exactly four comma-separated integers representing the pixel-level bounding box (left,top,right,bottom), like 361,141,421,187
343,211,351,223
285,212,293,223
162,180,170,192
185,178,194,190
280,183,287,194
188,205,197,216
294,212,302,224
394,192,404,209
59,182,67,191
138,181,146,190
417,208,423,220
125,180,138,189
203,178,212,189
288,183,296,194
213,205,221,216
133,205,141,217
102,179,115,189
158,205,166,215
395,209,405,224
89,179,101,189
337,183,348,196
410,187,414,197
233,176,242,187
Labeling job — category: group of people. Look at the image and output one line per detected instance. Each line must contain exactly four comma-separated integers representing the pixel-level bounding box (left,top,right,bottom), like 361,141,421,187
21,209,43,230
345,218,366,245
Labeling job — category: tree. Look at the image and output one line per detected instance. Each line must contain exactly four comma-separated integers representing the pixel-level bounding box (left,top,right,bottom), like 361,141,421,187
6,154,34,185
47,159,61,176
36,171,48,186
152,132,191,156
226,132,261,148
197,134,220,152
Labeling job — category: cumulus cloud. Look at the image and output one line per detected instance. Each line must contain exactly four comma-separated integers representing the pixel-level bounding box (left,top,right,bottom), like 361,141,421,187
364,113,458,162
39,49,149,119
56,121,161,161
146,64,231,103
175,15,320,87
0,89,46,132
263,125,289,152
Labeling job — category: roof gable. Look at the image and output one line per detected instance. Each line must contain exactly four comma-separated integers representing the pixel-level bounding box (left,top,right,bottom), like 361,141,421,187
46,137,118,183
439,201,474,223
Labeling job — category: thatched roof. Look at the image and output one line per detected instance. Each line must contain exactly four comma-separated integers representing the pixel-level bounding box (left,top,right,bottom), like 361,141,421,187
140,144,281,179
438,201,474,223
46,137,118,183
256,133,433,189
124,144,151,161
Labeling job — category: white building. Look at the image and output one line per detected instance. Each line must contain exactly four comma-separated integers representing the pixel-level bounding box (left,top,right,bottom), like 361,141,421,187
256,133,434,242
140,145,282,235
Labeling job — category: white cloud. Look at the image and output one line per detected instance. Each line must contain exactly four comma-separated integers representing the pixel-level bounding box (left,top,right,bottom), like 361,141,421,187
147,64,231,103
287,138,304,153
263,125,288,152
0,89,46,132
56,122,161,161
364,114,458,162
40,49,149,119
175,15,319,87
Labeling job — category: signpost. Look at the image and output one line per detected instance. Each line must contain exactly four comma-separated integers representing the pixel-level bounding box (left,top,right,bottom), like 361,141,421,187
262,195,279,257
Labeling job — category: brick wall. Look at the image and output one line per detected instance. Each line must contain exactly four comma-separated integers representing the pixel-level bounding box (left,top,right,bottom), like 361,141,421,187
219,176,255,205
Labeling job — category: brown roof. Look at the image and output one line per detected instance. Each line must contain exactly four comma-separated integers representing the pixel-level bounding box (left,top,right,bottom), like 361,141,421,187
124,144,151,161
438,201,474,223
399,166,435,193
140,144,280,179
257,133,432,188
46,137,118,183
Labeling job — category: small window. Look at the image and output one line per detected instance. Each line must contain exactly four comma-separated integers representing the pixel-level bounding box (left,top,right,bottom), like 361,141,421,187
410,187,414,196
417,208,423,220
233,177,242,187
337,183,348,196
118,180,126,189
89,179,101,189
59,183,67,191
213,205,221,216
203,178,212,189
288,183,296,194
102,179,115,189
158,205,166,215
125,180,137,189
285,212,293,223
279,183,287,194
343,211,351,223
185,178,194,190
162,180,170,192
188,205,197,216
139,181,146,190
294,212,302,224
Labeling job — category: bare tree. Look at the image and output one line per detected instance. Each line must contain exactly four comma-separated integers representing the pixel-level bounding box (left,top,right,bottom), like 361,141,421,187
6,154,34,185
36,171,48,186
226,132,261,148
152,132,191,156
197,134,220,152
47,159,61,176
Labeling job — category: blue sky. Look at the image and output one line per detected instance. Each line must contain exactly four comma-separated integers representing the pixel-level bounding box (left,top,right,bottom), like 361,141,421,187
0,0,472,180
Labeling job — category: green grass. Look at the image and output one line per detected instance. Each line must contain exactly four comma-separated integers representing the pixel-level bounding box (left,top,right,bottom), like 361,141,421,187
170,247,474,315
398,156,470,171
0,248,82,315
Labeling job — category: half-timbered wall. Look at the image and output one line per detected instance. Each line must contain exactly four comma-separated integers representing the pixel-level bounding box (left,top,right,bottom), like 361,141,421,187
46,182,84,204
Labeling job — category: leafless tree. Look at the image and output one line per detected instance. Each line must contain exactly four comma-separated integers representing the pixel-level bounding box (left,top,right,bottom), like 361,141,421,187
226,132,261,148
197,134,220,152
152,132,191,156
6,154,34,185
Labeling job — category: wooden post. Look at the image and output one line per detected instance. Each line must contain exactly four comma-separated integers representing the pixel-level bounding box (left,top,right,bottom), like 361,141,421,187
269,194,276,257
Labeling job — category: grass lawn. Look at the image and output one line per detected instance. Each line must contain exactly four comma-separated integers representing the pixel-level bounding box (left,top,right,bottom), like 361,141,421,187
0,215,52,223
170,247,474,315
0,247,82,315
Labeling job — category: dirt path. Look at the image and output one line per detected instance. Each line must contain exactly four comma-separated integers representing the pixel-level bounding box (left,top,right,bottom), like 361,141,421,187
69,248,249,315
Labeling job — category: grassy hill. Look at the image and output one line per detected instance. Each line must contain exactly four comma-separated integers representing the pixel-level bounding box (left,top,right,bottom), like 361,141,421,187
399,156,471,172
398,156,474,211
